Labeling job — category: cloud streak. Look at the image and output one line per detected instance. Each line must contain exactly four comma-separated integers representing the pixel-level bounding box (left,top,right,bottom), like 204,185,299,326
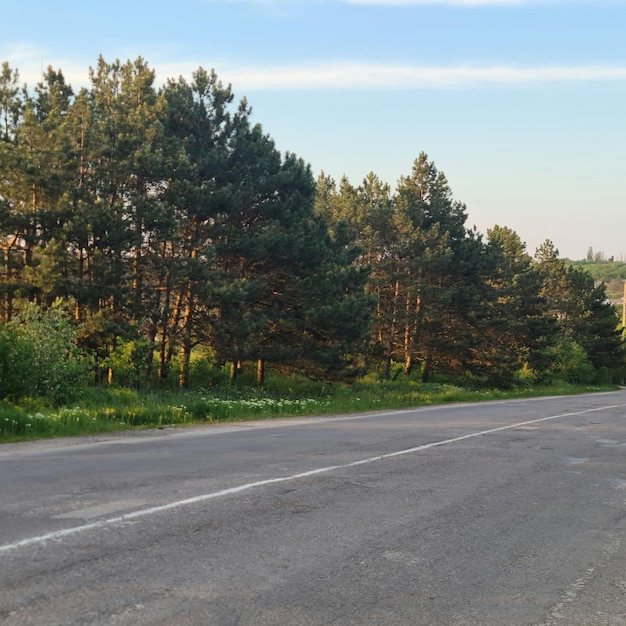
343,0,530,5
342,0,615,5
210,0,625,5
219,62,626,90
5,45,626,91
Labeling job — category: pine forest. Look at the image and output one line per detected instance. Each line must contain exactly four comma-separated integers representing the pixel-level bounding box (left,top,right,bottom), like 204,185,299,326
1,57,624,408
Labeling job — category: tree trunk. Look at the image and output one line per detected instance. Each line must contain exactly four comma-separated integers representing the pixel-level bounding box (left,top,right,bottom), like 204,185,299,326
2,247,11,323
133,212,143,317
229,360,238,382
421,353,433,383
256,358,265,388
144,323,157,383
179,292,194,389
383,279,400,378
1,235,18,322
158,283,172,381
179,340,191,389
177,248,198,389
161,290,184,382
404,354,413,377
383,355,391,380
404,294,421,378
403,290,412,377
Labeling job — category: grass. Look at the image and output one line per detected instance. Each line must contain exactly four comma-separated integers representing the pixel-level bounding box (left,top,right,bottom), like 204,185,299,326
0,372,617,443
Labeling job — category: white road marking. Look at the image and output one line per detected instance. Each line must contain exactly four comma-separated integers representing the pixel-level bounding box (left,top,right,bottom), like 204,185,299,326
0,403,621,555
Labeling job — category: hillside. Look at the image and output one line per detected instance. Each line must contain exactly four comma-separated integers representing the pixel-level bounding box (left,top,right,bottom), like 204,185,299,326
568,259,626,299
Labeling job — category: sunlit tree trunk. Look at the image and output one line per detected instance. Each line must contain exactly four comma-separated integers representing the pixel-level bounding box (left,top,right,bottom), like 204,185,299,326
256,358,265,388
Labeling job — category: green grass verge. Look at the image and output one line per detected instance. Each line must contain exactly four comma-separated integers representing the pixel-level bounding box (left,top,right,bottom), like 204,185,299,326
0,377,617,443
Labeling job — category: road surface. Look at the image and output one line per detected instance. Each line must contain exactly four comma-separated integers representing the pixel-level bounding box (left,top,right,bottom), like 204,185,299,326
2,391,626,625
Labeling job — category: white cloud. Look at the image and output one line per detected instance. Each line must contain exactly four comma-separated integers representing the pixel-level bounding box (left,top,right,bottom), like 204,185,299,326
209,0,626,4
350,0,626,3
343,0,524,5
5,47,626,92
1,44,93,89
216,62,626,90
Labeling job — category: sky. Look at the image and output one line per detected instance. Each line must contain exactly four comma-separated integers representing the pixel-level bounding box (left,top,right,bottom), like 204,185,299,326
2,0,625,260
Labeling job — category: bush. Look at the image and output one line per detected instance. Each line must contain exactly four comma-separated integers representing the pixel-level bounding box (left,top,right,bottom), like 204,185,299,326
513,364,537,389
101,336,154,388
0,300,90,404
549,338,596,385
0,327,36,399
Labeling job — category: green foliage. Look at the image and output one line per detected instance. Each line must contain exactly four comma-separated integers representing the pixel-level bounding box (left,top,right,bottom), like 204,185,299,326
567,258,626,298
573,283,624,374
1,370,614,443
0,300,89,404
512,364,537,389
0,326,36,399
547,337,596,385
101,335,154,388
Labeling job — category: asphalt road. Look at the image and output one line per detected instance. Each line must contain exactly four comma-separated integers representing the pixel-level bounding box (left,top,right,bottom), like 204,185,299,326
2,391,626,625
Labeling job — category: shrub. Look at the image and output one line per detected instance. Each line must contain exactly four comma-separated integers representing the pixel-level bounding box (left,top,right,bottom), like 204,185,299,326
549,337,596,385
0,300,89,404
0,326,36,399
101,336,153,388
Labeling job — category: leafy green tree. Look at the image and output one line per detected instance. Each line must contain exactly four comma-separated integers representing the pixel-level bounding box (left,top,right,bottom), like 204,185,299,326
0,300,89,403
0,324,35,399
318,153,481,382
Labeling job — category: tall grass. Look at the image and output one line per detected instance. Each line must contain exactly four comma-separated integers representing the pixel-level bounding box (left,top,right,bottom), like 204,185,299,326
0,375,615,443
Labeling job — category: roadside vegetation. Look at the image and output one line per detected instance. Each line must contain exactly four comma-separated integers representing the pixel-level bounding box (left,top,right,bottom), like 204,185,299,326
0,371,614,443
0,305,619,443
1,57,624,444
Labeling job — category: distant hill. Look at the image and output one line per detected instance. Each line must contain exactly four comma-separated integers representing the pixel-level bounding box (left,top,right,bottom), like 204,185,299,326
567,260,626,299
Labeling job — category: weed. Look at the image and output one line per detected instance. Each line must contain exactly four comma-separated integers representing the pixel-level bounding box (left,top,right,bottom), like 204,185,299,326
0,378,617,443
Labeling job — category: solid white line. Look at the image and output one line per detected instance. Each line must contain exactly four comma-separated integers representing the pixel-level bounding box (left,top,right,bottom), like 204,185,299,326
0,403,621,555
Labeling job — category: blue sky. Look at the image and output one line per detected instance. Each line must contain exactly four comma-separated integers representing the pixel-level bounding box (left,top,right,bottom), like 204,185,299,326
3,0,625,260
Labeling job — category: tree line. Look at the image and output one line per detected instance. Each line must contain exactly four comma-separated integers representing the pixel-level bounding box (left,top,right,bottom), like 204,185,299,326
0,57,623,398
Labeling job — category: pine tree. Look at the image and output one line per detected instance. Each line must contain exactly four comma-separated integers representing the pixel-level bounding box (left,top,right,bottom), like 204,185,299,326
393,153,468,380
573,282,623,375
160,68,237,386
475,226,557,385
0,62,25,321
533,239,624,381
212,122,370,383
75,57,170,382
